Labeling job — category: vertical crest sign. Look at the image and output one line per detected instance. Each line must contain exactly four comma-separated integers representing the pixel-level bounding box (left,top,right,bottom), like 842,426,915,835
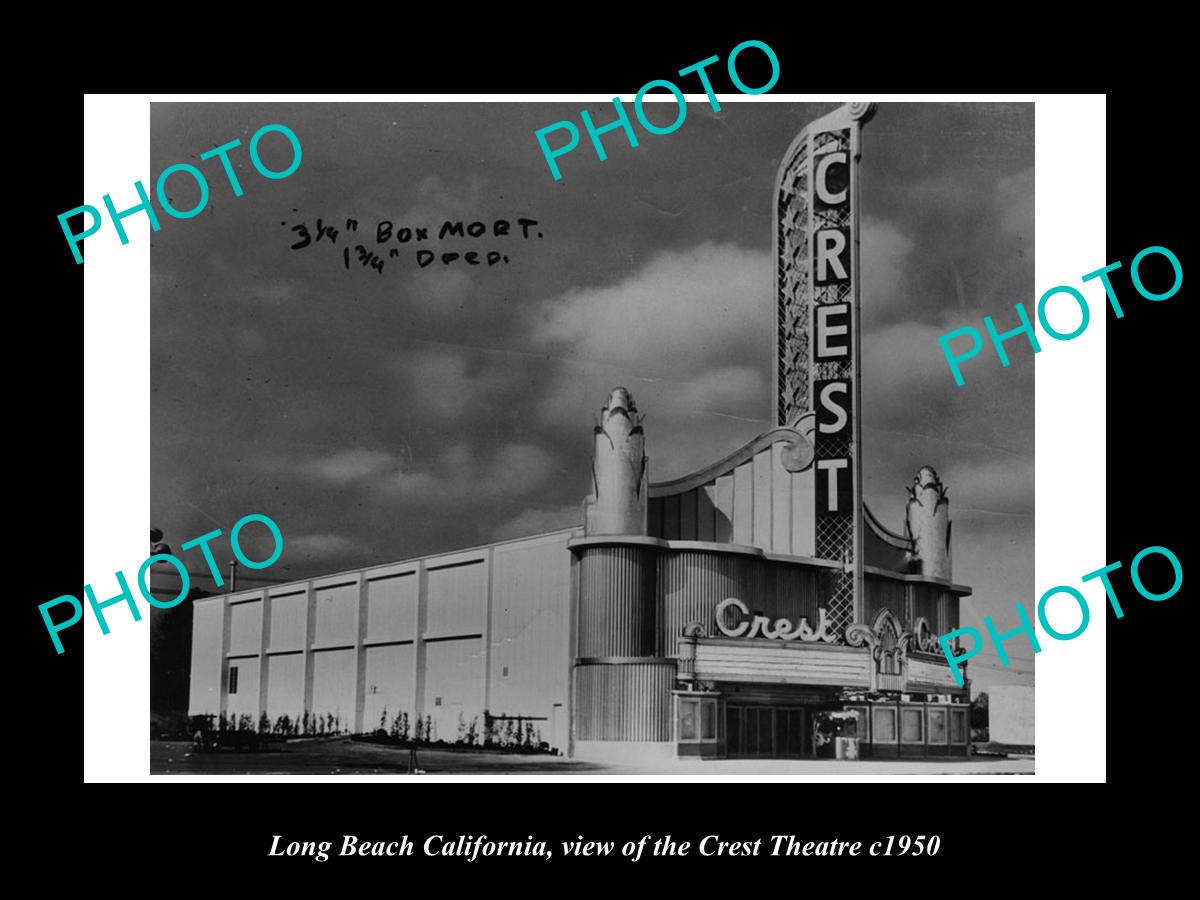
773,102,877,642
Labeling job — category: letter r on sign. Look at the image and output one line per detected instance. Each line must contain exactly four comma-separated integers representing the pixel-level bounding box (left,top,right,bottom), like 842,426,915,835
814,229,849,283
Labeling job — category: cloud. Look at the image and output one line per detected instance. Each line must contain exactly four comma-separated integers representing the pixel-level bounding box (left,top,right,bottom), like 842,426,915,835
939,455,1034,517
392,348,475,419
285,440,561,507
302,449,394,485
672,366,769,417
388,345,531,422
533,241,771,378
248,282,298,304
527,242,777,476
997,168,1034,239
408,267,473,315
488,443,560,494
492,504,581,542
288,532,365,561
861,216,916,320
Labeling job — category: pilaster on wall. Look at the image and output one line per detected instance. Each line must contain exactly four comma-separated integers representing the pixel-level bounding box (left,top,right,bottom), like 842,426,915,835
567,551,580,759
218,596,232,716
353,572,369,734
302,582,317,720
481,548,494,716
413,560,427,720
257,592,272,723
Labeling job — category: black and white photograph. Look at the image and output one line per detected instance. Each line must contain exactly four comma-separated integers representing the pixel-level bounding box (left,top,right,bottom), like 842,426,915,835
146,99,1036,775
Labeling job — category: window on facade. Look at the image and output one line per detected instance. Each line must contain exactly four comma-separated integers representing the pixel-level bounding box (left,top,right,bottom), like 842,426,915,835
901,707,924,743
872,707,896,742
701,701,716,740
228,666,239,695
679,699,698,740
928,707,948,744
847,707,868,741
950,708,967,744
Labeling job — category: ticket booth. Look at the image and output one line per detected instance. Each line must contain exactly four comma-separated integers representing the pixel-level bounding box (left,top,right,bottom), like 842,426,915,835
674,691,723,758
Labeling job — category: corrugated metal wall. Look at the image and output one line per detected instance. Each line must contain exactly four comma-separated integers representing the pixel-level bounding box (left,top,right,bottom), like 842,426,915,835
659,550,756,650
573,663,674,741
658,551,822,654
912,583,941,631
576,546,657,657
649,443,815,557
864,575,907,626
938,589,956,633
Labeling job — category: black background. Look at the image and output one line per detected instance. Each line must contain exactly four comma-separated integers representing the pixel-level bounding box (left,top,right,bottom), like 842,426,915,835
27,27,1187,883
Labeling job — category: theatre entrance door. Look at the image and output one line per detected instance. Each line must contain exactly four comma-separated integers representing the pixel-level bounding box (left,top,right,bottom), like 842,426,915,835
725,704,808,758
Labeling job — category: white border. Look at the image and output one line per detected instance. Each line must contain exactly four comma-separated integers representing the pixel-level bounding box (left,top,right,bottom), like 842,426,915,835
81,93,1105,783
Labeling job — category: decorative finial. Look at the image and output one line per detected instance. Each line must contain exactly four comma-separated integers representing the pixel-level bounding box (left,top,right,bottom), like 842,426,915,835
848,102,879,123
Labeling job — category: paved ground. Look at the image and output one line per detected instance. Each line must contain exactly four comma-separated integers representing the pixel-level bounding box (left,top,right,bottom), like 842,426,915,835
151,738,1033,775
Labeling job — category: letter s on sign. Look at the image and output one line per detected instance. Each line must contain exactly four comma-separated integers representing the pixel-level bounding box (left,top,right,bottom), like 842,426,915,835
818,382,848,434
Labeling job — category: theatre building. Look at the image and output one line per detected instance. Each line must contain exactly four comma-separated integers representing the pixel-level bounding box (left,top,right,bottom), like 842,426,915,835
188,103,973,762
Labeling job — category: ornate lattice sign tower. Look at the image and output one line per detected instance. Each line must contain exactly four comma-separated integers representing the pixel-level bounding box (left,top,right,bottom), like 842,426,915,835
773,102,877,641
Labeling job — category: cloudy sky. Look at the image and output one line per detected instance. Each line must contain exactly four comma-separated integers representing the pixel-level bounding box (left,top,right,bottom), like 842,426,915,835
151,100,1035,689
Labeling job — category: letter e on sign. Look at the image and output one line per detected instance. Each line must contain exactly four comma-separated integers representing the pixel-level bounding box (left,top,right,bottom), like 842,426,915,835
815,304,851,360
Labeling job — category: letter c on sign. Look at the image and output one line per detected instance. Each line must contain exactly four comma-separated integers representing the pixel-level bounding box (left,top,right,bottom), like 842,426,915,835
714,598,750,638
816,152,848,205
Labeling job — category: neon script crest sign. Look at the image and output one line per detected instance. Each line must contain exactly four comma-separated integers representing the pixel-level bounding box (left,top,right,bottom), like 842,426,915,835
714,597,837,643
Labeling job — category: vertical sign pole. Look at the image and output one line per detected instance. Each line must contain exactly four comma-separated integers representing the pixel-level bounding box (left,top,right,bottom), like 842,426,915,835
847,102,877,628
774,102,878,641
